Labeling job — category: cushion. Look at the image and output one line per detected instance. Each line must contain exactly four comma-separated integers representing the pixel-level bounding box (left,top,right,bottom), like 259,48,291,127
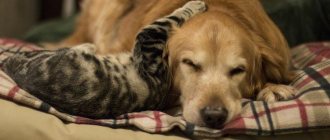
1,38,330,138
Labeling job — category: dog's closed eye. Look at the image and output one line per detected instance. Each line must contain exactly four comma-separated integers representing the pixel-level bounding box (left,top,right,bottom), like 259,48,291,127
229,65,245,77
182,58,201,71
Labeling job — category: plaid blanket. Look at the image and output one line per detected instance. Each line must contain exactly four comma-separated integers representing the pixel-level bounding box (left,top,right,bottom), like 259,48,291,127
1,38,330,138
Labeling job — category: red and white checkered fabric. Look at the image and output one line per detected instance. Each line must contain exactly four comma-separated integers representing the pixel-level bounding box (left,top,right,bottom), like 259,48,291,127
1,38,330,138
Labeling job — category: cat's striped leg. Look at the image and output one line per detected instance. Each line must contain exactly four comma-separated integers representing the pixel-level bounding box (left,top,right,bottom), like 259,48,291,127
132,1,207,109
133,1,207,75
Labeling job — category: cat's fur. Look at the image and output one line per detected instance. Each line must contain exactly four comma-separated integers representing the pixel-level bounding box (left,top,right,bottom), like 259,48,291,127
2,1,207,118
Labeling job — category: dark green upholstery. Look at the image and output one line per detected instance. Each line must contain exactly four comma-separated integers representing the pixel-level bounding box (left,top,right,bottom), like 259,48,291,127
23,16,76,44
261,0,330,46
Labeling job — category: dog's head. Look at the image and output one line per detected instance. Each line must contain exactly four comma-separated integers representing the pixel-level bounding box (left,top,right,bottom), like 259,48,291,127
168,3,292,128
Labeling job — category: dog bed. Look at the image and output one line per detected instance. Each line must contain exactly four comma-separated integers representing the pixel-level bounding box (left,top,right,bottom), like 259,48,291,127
1,38,330,139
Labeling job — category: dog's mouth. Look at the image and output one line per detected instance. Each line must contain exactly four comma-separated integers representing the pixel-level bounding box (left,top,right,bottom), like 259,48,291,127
181,96,243,129
199,106,228,128
181,104,231,129
182,115,227,129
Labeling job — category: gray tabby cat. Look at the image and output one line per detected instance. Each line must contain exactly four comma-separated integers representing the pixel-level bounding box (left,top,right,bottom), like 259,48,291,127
2,1,207,118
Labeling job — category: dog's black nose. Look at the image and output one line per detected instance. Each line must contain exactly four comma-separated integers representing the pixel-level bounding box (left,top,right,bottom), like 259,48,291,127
201,106,228,128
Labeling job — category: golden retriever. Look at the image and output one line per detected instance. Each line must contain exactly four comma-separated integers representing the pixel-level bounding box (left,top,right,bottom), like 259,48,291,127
56,0,296,128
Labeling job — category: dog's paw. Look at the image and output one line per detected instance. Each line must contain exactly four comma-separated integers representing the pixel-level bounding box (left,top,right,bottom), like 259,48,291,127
183,1,207,14
257,83,297,102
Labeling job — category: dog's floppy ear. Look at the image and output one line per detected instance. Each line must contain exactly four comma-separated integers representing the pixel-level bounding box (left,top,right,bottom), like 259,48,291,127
246,40,294,98
259,44,294,85
260,45,286,83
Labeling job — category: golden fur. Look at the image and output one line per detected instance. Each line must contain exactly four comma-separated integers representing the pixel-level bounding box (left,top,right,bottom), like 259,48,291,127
56,0,296,127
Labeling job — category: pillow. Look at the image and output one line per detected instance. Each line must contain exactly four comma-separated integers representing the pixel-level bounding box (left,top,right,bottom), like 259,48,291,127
1,39,330,138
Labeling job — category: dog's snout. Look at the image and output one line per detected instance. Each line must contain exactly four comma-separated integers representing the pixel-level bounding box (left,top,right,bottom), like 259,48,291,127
201,106,228,128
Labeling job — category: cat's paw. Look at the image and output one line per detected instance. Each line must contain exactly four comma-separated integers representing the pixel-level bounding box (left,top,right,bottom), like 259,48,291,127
257,83,297,102
183,1,207,15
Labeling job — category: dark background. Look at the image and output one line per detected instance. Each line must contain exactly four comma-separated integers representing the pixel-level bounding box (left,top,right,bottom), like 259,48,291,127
0,0,79,38
0,0,329,46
